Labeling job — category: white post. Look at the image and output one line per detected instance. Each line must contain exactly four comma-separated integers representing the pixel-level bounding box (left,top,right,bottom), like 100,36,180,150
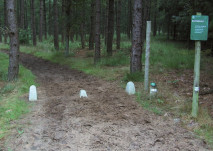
144,21,151,92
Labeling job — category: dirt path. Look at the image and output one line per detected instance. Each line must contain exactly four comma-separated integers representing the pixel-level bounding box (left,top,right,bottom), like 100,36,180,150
5,53,210,151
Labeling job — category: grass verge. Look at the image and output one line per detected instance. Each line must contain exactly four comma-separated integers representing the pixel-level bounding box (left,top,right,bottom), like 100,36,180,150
0,36,212,148
0,52,36,142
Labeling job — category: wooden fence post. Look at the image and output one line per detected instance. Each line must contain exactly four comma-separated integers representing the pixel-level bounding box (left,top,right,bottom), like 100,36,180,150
192,13,201,118
144,21,151,92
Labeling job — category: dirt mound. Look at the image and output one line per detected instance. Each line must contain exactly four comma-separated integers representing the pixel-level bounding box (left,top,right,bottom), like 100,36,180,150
4,53,210,150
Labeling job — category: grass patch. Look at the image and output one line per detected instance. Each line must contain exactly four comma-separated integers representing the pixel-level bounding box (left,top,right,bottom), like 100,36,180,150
122,72,144,82
135,92,163,115
148,38,194,70
1,36,212,148
0,52,36,140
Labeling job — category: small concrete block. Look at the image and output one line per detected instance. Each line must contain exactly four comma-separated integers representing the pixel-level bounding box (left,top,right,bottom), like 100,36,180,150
29,85,37,101
80,90,88,98
125,81,135,95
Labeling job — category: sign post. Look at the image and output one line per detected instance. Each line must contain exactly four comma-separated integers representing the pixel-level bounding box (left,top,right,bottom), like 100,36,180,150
190,13,209,118
144,21,151,92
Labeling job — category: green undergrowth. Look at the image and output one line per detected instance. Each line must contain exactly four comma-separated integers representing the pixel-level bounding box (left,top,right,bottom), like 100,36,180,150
0,52,36,141
1,36,212,148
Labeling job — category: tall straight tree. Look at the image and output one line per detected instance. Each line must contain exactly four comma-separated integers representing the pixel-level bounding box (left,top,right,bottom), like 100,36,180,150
141,0,150,45
53,0,59,50
0,16,2,42
61,0,65,43
4,0,8,43
39,0,43,42
24,0,28,29
127,0,132,39
48,0,52,35
153,0,157,36
104,0,108,45
43,0,47,39
107,0,114,56
7,0,19,81
20,0,25,28
116,0,121,49
65,0,71,56
31,0,36,46
130,0,142,73
94,0,101,64
89,0,95,50
80,0,85,49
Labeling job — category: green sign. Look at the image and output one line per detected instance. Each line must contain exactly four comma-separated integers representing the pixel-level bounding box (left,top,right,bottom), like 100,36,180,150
190,15,209,41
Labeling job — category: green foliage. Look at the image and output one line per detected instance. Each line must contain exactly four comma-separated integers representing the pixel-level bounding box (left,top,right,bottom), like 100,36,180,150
0,83,15,94
122,72,143,82
19,29,31,44
0,52,35,140
148,38,194,70
135,92,163,115
99,51,129,66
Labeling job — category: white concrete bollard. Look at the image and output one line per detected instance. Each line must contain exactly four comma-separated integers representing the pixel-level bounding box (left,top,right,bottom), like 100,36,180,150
29,85,37,101
80,90,88,98
125,81,136,95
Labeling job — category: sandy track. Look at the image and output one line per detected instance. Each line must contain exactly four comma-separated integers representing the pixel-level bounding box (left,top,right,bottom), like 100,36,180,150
5,53,210,151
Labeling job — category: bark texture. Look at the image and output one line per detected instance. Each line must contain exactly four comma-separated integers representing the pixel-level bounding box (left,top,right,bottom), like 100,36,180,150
61,0,65,43
43,0,47,39
65,0,71,56
20,0,25,28
153,0,157,36
31,0,36,46
4,0,8,43
104,0,108,45
130,0,142,73
127,0,132,39
94,0,101,64
107,0,114,56
48,0,52,35
116,0,121,49
7,0,20,81
39,0,43,42
54,0,59,50
80,0,85,49
89,0,95,50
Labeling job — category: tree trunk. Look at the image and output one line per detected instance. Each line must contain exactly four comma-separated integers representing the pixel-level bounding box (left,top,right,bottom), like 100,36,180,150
80,0,85,49
107,0,114,56
53,0,59,50
43,0,47,39
130,0,142,73
48,0,52,36
20,0,25,29
153,0,157,36
0,21,2,42
167,14,170,40
94,0,101,64
7,0,19,81
127,0,132,40
31,0,36,46
65,0,71,56
24,0,28,29
173,23,176,40
116,0,121,49
89,0,95,50
4,0,8,43
39,0,43,42
141,0,150,45
61,0,65,44
104,0,108,45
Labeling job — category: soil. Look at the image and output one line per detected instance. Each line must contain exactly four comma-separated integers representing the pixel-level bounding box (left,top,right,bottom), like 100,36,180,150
2,52,211,151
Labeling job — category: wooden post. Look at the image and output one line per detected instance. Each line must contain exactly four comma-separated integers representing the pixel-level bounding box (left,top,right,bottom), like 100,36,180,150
144,21,151,92
192,13,201,118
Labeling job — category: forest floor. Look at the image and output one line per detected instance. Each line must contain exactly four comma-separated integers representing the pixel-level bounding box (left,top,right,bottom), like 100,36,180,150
3,52,211,150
